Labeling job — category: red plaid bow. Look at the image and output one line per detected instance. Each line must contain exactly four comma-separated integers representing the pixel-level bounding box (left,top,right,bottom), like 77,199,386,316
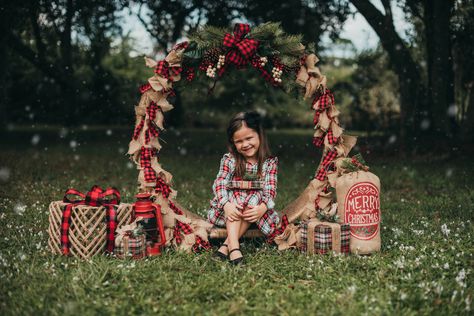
315,150,338,181
155,60,182,80
267,215,289,243
61,186,120,255
223,23,259,67
140,147,157,182
155,177,171,198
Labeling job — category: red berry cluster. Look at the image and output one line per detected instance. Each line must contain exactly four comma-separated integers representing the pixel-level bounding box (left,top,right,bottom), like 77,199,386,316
185,67,195,82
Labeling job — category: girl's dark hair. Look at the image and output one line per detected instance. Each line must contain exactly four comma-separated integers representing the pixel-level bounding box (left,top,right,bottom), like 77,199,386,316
227,111,271,178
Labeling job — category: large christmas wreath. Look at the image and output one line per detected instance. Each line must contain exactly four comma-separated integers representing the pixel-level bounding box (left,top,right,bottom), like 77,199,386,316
127,22,357,251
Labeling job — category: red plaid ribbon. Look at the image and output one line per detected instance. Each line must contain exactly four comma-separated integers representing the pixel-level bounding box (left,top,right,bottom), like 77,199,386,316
140,83,152,94
140,147,157,182
173,41,189,51
155,60,182,79
267,214,289,243
223,23,259,67
312,135,325,147
145,102,160,144
155,177,171,198
314,89,334,110
192,236,211,253
315,150,338,181
61,186,120,255
133,119,145,141
250,56,277,85
326,129,338,145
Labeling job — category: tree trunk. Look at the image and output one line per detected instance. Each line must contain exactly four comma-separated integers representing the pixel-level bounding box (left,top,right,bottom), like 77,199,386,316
350,0,425,149
425,0,456,137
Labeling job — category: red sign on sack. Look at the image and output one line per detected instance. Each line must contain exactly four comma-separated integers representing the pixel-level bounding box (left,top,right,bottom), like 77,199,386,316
344,182,380,240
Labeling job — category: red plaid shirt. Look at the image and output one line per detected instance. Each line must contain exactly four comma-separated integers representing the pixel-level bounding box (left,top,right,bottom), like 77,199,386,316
210,153,278,210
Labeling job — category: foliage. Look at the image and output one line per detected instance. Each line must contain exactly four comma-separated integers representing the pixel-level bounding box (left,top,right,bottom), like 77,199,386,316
0,129,472,314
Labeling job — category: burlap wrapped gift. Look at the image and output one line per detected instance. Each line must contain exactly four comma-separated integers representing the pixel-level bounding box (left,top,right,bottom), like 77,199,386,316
299,218,350,254
334,169,381,255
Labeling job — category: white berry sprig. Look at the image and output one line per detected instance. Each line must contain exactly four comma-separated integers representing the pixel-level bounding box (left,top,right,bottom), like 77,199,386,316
216,55,225,69
259,56,268,67
206,65,216,78
272,66,283,83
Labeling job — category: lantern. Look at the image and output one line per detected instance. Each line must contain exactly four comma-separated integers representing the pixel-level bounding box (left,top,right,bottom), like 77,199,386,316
131,193,166,256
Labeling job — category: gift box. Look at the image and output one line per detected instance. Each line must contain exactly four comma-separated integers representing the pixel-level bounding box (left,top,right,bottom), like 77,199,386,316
299,218,350,254
48,186,133,260
114,218,146,259
114,234,146,259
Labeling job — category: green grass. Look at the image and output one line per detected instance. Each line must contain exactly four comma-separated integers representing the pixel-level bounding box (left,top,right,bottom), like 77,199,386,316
0,128,472,315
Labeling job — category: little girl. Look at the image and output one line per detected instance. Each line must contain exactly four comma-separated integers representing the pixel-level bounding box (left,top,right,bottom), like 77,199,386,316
207,111,280,264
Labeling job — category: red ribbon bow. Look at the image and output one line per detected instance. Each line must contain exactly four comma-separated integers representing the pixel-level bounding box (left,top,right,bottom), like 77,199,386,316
61,186,120,255
154,60,182,80
223,23,259,67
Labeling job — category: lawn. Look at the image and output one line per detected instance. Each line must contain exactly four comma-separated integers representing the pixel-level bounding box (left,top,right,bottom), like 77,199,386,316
0,127,472,315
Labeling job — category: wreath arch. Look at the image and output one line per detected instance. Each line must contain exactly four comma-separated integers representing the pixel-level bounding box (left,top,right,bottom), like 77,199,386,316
127,23,357,251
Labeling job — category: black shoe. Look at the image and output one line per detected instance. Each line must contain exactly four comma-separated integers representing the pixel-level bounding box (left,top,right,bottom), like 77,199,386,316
228,248,244,265
214,243,228,261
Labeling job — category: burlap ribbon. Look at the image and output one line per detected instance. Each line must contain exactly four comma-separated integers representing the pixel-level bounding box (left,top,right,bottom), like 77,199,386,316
145,48,183,91
296,54,327,99
306,218,341,254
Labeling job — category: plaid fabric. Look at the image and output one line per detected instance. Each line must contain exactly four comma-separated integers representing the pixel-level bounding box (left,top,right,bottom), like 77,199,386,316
61,186,120,255
208,154,280,235
192,236,211,253
314,89,334,110
145,101,160,144
133,118,145,141
300,221,350,254
114,235,146,259
209,154,278,210
227,180,264,190
223,23,259,67
172,221,193,245
326,129,338,145
313,110,321,125
267,214,289,242
173,41,189,51
315,149,338,181
154,60,182,79
139,83,152,94
313,135,325,147
140,147,157,182
155,177,171,198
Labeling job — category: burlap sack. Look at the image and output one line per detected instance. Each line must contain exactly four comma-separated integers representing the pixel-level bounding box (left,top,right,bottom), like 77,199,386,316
335,171,381,254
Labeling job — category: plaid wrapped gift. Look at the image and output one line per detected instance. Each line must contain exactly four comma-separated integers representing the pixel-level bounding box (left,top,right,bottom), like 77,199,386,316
300,218,350,254
114,234,146,259
226,180,264,190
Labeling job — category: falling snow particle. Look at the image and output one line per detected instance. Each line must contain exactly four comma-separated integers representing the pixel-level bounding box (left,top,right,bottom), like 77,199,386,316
447,104,458,117
106,129,113,136
31,134,41,145
126,162,134,169
446,168,453,177
420,119,430,130
180,148,187,156
0,167,10,182
70,140,78,149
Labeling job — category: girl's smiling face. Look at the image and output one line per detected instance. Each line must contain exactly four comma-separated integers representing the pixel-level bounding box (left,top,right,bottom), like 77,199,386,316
232,122,260,162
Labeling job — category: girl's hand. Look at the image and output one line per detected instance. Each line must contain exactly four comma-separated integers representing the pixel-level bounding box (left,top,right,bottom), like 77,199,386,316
223,202,243,222
243,203,267,223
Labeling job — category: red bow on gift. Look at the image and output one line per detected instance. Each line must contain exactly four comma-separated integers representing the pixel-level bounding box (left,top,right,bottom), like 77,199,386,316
61,186,121,255
154,60,182,80
223,23,259,67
